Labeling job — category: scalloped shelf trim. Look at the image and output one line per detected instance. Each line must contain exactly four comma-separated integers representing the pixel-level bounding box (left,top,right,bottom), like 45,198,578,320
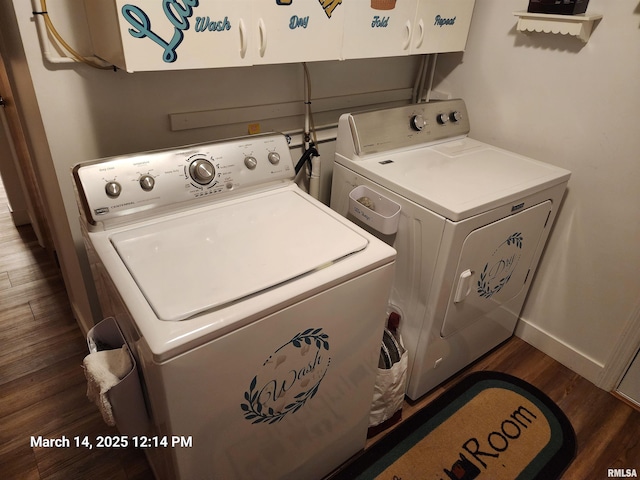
513,11,603,42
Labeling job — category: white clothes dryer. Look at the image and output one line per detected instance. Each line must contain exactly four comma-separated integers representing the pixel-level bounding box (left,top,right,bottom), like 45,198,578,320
330,99,570,400
73,133,396,480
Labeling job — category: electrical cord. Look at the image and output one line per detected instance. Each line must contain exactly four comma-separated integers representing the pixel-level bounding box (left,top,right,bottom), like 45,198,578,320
294,145,319,175
302,63,319,153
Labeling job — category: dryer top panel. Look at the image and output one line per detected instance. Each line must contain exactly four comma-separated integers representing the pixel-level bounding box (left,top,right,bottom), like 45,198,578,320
339,137,570,222
335,99,570,221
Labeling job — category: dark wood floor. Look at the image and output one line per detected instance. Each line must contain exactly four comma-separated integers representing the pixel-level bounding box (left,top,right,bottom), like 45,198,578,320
0,178,638,479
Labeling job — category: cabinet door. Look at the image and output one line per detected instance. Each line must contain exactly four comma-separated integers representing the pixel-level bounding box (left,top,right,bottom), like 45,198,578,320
252,0,345,64
114,0,253,71
342,0,419,60
411,0,475,54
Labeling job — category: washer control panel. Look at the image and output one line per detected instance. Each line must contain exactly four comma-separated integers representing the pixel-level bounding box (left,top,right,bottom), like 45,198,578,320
74,133,294,226
348,98,470,156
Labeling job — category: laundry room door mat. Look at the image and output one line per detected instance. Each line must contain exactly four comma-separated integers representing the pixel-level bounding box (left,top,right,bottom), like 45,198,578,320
331,371,576,480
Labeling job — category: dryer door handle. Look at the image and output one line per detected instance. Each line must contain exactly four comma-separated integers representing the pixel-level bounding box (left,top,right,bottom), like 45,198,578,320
453,269,474,303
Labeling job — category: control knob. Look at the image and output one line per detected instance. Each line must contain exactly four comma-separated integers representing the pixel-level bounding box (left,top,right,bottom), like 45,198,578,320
268,152,280,165
436,113,449,125
105,181,122,198
450,111,463,123
139,174,155,191
189,158,215,185
244,156,257,170
410,114,426,131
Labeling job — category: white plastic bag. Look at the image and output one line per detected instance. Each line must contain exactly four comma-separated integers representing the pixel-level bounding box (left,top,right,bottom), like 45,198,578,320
369,331,408,427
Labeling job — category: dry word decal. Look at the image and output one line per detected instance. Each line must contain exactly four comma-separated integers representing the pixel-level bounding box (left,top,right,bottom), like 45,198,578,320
477,233,523,299
241,328,331,424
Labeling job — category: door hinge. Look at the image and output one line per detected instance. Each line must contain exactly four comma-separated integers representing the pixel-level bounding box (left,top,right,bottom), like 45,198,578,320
0,95,5,107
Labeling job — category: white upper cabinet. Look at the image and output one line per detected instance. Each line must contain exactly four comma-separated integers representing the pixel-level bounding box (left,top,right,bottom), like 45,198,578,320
83,0,475,72
341,0,419,60
411,0,476,54
252,0,345,65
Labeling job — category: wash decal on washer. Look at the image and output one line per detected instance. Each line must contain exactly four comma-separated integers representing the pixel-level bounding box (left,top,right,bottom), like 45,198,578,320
477,233,523,299
240,328,331,424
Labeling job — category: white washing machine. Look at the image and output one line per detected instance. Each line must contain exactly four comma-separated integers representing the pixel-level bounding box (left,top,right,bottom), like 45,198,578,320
73,133,396,480
330,99,570,400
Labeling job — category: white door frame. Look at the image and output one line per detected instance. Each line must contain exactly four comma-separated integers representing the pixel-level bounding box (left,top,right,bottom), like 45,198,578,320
598,299,640,392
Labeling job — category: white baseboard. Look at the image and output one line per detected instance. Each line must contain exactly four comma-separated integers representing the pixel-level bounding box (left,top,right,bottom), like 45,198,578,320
515,318,605,388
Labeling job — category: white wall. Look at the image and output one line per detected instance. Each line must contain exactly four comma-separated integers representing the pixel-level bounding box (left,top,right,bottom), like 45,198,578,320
434,0,640,384
5,0,420,332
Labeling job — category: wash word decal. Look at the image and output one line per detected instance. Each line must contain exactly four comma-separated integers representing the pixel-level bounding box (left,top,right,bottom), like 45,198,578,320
121,1,232,64
240,328,331,424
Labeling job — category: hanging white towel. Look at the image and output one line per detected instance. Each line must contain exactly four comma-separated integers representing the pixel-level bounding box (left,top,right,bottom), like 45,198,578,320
82,345,133,426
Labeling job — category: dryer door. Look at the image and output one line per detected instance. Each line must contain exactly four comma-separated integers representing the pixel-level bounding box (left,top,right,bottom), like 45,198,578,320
440,200,552,337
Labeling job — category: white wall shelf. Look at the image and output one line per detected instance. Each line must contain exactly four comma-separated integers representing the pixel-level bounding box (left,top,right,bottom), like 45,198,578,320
513,11,603,43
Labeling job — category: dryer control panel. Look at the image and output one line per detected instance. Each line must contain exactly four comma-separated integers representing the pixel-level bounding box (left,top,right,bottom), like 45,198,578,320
347,98,471,156
73,133,294,227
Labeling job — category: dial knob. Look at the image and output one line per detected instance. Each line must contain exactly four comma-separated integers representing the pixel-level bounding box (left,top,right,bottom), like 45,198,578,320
139,175,155,191
410,114,426,131
189,158,215,185
244,156,257,170
450,111,463,123
268,152,280,165
436,113,449,125
105,181,122,198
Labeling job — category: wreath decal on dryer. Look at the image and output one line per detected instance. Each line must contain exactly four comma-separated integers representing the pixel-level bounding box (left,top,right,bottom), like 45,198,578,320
477,232,523,299
240,329,331,424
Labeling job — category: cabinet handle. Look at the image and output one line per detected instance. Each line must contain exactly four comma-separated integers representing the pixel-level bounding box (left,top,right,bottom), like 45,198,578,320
403,20,412,50
239,19,247,58
258,19,267,57
415,19,425,49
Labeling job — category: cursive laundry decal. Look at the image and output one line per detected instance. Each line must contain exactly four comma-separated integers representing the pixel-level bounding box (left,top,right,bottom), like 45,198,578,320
240,328,331,424
434,14,457,27
477,233,523,299
372,16,390,28
121,1,233,64
289,15,310,29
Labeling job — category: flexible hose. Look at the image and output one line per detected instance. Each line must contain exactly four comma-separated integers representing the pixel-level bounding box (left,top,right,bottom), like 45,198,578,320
39,0,113,69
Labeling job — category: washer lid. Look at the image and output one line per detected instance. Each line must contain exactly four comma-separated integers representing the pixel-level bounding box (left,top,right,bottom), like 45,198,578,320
348,138,571,221
110,190,368,321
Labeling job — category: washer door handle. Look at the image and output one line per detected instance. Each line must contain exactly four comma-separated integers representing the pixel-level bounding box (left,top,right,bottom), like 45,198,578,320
453,269,474,304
